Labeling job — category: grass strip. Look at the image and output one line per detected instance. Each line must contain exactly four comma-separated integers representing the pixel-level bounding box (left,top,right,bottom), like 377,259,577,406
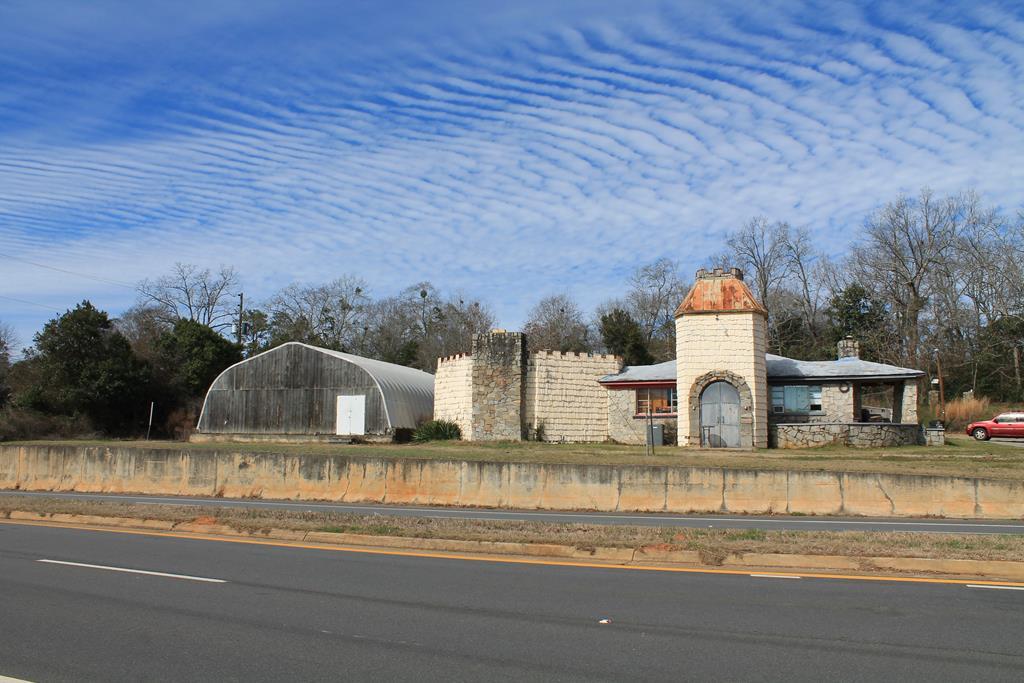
3,495,1023,565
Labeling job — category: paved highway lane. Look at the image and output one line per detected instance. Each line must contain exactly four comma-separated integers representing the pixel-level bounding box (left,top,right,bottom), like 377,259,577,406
4,489,1024,535
1,522,1023,681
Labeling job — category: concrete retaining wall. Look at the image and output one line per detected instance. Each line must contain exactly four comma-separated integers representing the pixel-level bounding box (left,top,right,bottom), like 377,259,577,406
2,445,1022,519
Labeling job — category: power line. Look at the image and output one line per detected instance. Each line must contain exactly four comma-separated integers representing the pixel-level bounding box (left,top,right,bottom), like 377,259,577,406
0,294,60,312
0,252,136,289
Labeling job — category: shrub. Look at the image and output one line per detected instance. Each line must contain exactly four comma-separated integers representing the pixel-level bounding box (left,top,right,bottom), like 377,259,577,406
413,419,462,442
392,427,415,444
0,407,95,441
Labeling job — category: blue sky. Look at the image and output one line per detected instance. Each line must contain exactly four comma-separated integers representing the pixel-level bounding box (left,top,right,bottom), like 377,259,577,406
2,0,1023,351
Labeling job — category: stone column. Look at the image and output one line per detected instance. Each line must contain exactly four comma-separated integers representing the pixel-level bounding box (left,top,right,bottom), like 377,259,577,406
470,331,526,441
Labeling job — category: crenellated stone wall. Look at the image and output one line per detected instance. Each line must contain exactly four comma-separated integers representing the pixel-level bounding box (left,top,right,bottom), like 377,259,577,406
524,351,621,442
434,353,473,438
432,332,621,442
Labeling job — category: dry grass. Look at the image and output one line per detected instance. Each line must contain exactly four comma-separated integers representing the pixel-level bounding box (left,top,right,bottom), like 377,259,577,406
922,397,1023,431
944,395,992,425
6,434,1024,480
3,495,1024,563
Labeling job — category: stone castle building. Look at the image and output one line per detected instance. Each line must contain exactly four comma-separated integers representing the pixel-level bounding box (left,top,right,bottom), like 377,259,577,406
433,331,621,443
434,268,924,448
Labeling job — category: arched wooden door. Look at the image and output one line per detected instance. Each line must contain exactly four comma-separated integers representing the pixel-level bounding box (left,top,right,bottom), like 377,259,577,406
700,381,741,448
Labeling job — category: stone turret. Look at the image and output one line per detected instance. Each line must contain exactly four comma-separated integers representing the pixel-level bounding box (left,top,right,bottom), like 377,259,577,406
470,330,526,441
675,267,768,448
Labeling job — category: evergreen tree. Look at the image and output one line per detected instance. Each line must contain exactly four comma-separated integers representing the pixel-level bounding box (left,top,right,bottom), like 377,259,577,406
26,301,151,433
155,319,242,398
599,309,654,367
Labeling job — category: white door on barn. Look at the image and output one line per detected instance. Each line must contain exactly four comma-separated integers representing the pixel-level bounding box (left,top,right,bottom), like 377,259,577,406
336,395,366,436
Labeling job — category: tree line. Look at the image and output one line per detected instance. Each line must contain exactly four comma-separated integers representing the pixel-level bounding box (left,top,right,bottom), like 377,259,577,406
530,189,1024,407
1,186,1021,439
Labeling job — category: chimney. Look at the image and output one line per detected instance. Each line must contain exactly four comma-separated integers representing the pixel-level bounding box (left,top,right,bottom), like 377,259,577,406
837,336,860,360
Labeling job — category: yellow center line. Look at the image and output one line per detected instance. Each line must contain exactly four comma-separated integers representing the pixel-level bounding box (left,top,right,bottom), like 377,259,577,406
3,517,1024,588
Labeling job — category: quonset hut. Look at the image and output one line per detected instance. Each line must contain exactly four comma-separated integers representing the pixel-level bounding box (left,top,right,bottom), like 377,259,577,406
195,342,434,441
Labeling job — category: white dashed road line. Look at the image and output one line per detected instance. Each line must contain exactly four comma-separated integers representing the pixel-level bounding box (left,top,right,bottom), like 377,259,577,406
37,559,227,583
966,584,1024,591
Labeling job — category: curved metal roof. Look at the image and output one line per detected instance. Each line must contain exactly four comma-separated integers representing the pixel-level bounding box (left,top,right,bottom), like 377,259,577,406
312,345,435,429
199,342,435,430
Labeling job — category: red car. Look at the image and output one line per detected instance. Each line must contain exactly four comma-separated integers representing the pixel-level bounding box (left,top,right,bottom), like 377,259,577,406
967,413,1024,440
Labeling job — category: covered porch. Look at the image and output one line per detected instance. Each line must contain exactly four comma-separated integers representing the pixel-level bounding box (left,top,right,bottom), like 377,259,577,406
766,351,924,448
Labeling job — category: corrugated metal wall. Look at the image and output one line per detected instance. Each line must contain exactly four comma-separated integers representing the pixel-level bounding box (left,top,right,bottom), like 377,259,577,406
198,344,389,435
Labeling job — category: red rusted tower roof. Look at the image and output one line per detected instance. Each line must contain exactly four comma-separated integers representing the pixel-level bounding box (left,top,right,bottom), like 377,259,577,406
674,267,768,317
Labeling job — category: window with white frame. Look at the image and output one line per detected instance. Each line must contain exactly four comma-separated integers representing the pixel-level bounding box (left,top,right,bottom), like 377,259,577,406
771,385,822,414
635,388,677,415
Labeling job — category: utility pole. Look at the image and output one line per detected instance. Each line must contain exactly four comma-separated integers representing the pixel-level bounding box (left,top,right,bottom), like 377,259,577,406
934,348,946,423
237,292,244,345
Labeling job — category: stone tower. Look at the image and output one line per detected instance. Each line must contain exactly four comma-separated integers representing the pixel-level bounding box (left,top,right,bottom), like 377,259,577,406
470,331,527,441
675,268,768,448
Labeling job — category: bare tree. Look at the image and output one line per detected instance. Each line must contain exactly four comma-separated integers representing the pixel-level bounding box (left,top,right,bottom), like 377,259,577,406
361,295,422,367
0,321,12,406
625,258,688,360
137,263,240,331
0,321,15,363
265,276,369,351
417,293,495,367
114,304,171,363
781,227,829,350
523,294,592,352
849,189,963,368
726,217,792,308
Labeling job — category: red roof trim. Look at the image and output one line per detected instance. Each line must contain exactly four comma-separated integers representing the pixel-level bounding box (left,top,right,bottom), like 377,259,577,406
599,381,677,389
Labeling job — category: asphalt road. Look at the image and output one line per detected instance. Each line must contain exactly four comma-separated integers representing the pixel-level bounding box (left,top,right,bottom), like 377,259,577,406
1,521,1023,681
4,489,1024,535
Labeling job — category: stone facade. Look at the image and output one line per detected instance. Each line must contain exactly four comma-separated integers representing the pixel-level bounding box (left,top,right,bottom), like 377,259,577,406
432,332,622,442
470,331,527,441
767,382,855,428
524,351,621,442
433,353,473,438
677,311,768,448
902,381,919,424
774,423,921,448
822,383,855,421
607,387,677,445
924,426,945,446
